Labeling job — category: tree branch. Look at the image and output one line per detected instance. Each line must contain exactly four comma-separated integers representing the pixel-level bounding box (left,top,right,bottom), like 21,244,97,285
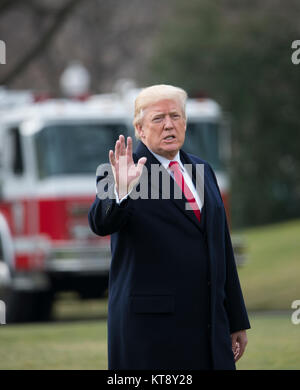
0,0,22,16
0,0,84,86
26,0,60,17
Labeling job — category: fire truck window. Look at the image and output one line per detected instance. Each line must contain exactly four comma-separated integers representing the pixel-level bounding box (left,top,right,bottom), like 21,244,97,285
34,123,129,178
10,127,23,175
184,121,223,171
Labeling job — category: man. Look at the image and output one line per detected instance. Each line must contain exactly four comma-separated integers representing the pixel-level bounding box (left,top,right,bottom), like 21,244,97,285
88,84,250,370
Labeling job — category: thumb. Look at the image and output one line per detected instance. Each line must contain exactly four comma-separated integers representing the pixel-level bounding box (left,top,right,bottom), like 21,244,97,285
127,157,147,193
136,157,147,176
231,333,238,349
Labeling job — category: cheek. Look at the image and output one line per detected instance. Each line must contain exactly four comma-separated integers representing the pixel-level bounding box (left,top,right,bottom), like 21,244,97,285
150,127,163,142
144,128,159,145
179,126,186,140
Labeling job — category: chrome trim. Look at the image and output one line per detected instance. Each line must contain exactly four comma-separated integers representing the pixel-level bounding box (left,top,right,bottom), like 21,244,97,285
11,272,50,291
0,261,11,288
0,213,14,268
45,245,111,274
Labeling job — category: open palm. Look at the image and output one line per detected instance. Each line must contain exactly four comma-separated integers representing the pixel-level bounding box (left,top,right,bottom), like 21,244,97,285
109,135,147,199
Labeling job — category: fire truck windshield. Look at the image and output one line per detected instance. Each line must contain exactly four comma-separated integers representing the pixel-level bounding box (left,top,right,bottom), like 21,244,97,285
34,122,129,178
183,121,223,171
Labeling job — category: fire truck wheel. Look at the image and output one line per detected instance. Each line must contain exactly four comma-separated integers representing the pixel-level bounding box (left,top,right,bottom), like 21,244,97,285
77,277,108,300
5,290,54,323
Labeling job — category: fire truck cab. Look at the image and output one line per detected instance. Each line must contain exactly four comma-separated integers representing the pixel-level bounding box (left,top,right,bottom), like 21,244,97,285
0,92,130,322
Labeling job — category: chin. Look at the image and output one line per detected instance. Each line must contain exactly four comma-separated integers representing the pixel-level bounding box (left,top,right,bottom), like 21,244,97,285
160,145,180,159
165,143,181,152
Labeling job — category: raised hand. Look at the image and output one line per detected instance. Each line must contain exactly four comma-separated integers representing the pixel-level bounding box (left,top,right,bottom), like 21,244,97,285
109,135,147,199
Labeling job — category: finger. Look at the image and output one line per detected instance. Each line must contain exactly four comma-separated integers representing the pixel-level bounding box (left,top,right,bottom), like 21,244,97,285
237,339,247,361
129,157,146,180
231,334,237,350
235,351,243,362
136,157,147,176
137,156,147,166
233,343,240,361
119,134,126,155
126,136,133,161
115,139,120,161
234,348,242,362
109,149,115,166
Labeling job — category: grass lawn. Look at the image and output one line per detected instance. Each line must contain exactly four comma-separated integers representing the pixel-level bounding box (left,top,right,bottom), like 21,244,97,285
0,218,299,370
236,219,300,311
0,320,108,370
236,313,300,370
0,312,299,370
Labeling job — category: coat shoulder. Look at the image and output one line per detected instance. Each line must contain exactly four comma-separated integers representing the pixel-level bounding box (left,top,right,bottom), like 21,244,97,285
185,152,214,173
185,152,221,197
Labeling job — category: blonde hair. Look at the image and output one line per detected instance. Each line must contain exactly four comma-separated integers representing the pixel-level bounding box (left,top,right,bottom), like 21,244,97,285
133,84,187,139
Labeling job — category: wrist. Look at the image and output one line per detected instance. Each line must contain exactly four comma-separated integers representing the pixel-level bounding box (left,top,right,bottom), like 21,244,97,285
116,185,128,200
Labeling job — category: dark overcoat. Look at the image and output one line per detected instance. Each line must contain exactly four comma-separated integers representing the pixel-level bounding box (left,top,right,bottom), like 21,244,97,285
88,141,250,370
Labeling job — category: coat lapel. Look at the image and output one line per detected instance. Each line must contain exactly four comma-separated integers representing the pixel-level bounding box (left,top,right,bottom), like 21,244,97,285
181,149,224,236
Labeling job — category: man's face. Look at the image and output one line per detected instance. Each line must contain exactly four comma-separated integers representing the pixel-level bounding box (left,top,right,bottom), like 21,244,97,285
136,99,186,160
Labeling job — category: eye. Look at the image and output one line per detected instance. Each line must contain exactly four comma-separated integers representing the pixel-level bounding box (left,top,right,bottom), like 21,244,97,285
171,113,181,119
152,115,164,122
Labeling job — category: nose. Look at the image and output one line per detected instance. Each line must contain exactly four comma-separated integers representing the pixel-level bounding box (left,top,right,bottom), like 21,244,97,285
164,115,174,129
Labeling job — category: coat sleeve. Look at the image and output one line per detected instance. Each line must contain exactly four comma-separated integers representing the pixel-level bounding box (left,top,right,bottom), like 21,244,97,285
223,215,251,333
207,163,251,334
88,174,133,237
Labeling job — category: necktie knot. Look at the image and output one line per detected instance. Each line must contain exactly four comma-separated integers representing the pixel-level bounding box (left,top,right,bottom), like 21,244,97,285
169,161,180,170
168,160,201,222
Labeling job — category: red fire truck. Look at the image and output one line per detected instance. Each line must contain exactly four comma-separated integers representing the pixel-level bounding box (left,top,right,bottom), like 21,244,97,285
0,86,244,323
0,90,132,322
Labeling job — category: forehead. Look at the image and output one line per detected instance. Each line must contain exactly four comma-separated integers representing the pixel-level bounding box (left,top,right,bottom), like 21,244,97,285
145,99,182,115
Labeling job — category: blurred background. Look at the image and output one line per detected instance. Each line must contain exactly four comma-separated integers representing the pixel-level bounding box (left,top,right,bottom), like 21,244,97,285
0,0,299,370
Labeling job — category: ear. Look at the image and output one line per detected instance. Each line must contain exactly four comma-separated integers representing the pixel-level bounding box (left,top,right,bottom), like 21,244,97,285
136,123,144,139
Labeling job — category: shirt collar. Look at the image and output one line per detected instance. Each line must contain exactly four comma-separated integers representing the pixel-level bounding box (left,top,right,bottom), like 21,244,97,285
148,148,184,172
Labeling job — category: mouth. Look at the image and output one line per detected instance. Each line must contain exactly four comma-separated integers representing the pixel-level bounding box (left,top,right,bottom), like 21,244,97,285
163,135,176,141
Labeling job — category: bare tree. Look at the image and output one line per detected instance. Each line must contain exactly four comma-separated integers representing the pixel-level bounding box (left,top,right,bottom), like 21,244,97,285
0,0,172,93
0,0,22,16
0,0,84,85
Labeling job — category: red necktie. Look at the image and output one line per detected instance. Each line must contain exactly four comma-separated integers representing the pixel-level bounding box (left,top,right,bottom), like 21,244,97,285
169,161,201,222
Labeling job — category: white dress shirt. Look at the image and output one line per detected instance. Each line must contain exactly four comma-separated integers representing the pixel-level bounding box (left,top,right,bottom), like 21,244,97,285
151,149,203,211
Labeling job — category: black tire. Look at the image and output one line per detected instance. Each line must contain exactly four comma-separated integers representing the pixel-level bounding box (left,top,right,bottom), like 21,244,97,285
78,277,108,300
5,289,54,323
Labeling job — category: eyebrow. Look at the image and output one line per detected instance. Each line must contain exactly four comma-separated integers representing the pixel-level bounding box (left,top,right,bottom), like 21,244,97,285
151,110,181,117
